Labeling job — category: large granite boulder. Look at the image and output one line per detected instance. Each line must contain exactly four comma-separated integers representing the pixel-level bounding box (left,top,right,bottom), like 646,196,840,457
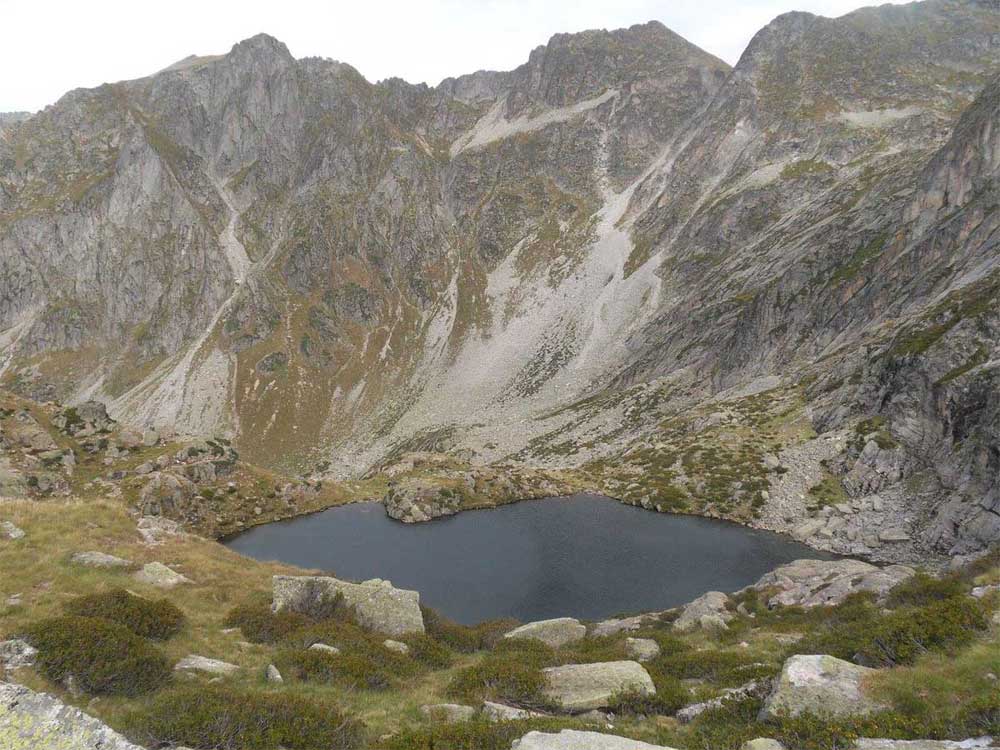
751,559,915,608
759,655,888,721
542,661,655,712
272,575,425,635
625,637,660,662
513,730,679,749
504,618,586,648
134,562,191,588
0,681,145,749
673,591,733,632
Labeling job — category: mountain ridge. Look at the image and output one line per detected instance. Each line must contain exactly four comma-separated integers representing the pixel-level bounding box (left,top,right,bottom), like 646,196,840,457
0,0,998,559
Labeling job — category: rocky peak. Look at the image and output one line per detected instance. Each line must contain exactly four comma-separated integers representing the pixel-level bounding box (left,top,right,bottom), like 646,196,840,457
507,20,729,114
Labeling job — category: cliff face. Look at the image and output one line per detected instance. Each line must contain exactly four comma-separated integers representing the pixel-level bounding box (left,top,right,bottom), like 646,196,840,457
0,0,998,556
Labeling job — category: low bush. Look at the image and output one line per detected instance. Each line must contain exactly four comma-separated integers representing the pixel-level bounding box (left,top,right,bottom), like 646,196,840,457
64,589,185,640
421,605,516,653
554,634,626,665
652,647,778,687
610,675,689,716
885,572,968,608
277,648,399,691
22,616,172,696
275,620,422,690
798,594,990,667
447,640,554,709
124,685,364,750
401,633,454,669
223,599,313,644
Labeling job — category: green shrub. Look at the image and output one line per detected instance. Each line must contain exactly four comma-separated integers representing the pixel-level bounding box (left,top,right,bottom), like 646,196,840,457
277,648,399,691
421,605,516,653
223,599,314,644
124,685,364,750
885,571,968,608
610,674,689,716
275,620,421,690
799,594,990,667
64,589,185,640
401,633,454,669
447,640,554,709
22,616,172,696
652,647,777,687
554,635,625,665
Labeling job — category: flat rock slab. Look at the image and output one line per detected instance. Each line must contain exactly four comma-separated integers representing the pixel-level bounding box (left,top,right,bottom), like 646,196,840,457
0,681,146,749
751,559,914,608
513,729,679,749
273,574,424,636
505,617,587,648
543,661,655,712
174,655,240,676
134,562,191,588
741,740,787,750
759,654,887,721
70,551,133,568
419,703,475,722
482,701,545,721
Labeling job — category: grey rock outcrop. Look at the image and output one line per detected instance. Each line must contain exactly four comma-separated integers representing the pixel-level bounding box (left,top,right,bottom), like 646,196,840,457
677,680,767,723
0,639,38,671
0,681,146,749
759,655,888,721
542,661,655,712
0,521,24,541
272,574,424,635
751,559,915,607
504,618,587,648
854,740,995,750
482,701,545,721
673,591,733,632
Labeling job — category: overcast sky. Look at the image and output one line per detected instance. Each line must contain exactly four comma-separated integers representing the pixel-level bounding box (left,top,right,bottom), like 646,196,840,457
2,0,909,113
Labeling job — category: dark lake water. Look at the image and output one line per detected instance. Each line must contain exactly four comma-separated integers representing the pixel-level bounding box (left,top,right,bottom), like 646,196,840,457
225,493,832,624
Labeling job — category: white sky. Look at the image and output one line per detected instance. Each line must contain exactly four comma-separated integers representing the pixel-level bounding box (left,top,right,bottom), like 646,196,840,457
1,0,909,113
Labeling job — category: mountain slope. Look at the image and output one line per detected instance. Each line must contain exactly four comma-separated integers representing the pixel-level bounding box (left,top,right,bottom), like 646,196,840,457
0,0,999,559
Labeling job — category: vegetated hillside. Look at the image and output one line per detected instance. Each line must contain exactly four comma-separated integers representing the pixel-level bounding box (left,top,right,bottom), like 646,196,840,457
0,0,998,557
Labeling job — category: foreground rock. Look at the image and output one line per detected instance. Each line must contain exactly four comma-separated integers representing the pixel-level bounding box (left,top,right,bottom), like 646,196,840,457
419,703,475,722
543,661,655,712
272,575,424,635
741,740,786,750
513,730,678,749
673,591,733,632
751,560,915,608
134,562,191,588
0,682,146,749
174,655,240,676
759,655,887,721
504,618,586,648
70,551,133,568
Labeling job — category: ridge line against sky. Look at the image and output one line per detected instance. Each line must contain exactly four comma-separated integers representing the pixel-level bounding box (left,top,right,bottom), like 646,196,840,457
2,0,911,112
